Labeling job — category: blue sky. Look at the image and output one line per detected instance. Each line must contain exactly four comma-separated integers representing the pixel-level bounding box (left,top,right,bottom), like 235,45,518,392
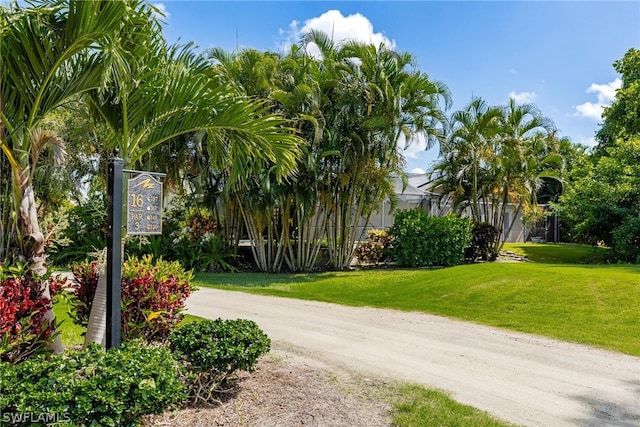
157,1,640,172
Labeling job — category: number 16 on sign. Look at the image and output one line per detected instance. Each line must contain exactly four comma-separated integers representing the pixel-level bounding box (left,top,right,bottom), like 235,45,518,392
126,173,163,235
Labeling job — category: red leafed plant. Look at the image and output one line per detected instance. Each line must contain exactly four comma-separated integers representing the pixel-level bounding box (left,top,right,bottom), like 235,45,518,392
64,261,100,328
0,268,56,364
67,255,194,344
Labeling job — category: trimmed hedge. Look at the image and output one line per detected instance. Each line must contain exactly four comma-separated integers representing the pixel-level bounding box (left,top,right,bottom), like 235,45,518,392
0,342,185,426
390,209,473,267
169,319,271,404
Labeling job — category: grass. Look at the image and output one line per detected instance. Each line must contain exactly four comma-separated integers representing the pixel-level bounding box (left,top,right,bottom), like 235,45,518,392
502,242,610,264
391,384,515,427
52,302,203,347
53,301,85,347
194,256,640,356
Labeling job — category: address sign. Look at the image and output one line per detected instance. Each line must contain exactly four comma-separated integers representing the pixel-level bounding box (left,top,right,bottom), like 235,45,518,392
126,173,163,235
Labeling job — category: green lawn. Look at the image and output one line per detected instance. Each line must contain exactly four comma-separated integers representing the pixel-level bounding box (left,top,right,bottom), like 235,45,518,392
503,242,610,264
391,385,516,427
194,261,640,356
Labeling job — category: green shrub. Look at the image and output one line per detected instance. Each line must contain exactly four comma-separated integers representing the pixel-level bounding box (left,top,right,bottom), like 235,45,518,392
611,216,640,263
390,209,473,267
47,195,107,266
465,223,500,262
0,342,185,426
169,319,270,404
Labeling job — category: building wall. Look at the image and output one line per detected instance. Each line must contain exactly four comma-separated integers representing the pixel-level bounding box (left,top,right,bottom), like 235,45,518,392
359,196,527,243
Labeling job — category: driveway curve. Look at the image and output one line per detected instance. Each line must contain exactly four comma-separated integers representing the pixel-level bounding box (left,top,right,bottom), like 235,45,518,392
186,288,640,427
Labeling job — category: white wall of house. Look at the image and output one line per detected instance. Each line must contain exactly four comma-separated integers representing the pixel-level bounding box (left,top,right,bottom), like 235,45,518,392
358,175,527,243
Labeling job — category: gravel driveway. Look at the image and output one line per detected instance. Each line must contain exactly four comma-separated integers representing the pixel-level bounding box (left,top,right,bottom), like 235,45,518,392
186,288,640,427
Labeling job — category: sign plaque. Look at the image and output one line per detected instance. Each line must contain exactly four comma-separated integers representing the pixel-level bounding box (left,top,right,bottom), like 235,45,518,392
126,173,163,235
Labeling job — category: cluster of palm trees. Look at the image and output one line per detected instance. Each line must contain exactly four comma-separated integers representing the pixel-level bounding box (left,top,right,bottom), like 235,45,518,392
161,31,452,272
432,97,578,252
1,0,579,279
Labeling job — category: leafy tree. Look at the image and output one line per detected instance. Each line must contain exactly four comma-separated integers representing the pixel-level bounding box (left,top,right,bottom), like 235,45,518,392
557,137,640,250
557,48,640,259
595,48,640,154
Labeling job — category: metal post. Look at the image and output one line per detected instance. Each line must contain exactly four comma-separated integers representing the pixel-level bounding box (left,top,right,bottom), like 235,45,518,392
106,151,123,349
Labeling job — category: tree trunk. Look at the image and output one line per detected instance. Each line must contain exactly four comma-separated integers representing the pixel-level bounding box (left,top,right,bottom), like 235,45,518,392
18,182,64,354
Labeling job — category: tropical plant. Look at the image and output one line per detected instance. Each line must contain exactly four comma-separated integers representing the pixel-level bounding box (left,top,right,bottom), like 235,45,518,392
304,30,451,269
0,0,153,354
433,97,561,252
169,319,270,404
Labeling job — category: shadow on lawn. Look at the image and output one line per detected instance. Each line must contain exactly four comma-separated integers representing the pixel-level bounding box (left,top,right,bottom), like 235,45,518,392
194,271,363,288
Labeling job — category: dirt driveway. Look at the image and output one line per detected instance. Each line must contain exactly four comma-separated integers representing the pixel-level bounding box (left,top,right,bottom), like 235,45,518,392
186,288,640,427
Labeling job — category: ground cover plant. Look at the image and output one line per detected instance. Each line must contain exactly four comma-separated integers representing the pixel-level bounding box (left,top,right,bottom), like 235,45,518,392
195,248,640,356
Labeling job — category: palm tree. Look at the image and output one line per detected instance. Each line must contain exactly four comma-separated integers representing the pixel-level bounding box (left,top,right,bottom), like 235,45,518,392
1,0,147,354
306,31,451,268
493,98,555,250
436,97,502,223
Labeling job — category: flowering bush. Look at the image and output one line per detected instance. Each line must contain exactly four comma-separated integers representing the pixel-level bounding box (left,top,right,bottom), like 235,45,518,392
0,268,56,364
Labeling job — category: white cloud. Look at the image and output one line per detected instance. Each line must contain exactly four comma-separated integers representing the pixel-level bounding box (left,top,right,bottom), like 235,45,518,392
509,68,518,74
508,91,537,104
577,136,598,148
574,78,621,121
398,132,428,160
411,167,426,174
280,10,395,56
152,3,169,20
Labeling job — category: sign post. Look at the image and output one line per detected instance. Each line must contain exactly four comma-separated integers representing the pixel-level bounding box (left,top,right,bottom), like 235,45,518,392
105,150,164,350
106,152,123,349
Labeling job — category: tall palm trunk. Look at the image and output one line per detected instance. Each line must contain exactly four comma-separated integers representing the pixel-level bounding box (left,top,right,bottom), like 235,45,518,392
13,170,64,354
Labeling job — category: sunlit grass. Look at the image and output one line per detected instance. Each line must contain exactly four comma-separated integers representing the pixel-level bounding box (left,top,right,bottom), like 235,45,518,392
391,384,516,427
195,261,640,356
502,242,610,264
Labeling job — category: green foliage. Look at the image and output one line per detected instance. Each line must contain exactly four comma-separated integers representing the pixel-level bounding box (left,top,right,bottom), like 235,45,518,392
596,48,640,153
48,195,107,266
557,137,640,248
355,229,393,265
0,342,186,426
169,319,270,404
125,203,236,272
611,216,640,263
466,223,500,262
390,209,473,267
